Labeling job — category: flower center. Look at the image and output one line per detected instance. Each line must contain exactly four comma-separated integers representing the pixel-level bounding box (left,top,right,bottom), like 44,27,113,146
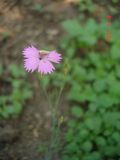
39,57,42,60
39,50,49,60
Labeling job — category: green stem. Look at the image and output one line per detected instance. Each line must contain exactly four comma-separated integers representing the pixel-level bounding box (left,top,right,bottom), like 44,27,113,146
41,84,52,109
49,85,64,157
38,75,64,160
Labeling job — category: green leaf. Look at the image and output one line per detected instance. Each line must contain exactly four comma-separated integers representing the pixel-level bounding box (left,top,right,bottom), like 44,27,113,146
93,79,107,93
65,142,79,153
85,116,102,133
112,132,120,142
9,64,25,77
71,106,83,118
83,152,101,160
82,141,92,152
68,120,77,128
62,19,82,37
115,64,120,78
111,43,120,59
96,137,106,147
68,84,82,102
40,76,50,88
65,129,74,142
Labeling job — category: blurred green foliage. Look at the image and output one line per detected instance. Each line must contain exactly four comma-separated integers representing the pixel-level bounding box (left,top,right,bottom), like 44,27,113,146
59,17,120,160
33,10,120,159
0,64,32,118
38,16,120,160
31,4,43,13
78,0,96,12
77,0,119,14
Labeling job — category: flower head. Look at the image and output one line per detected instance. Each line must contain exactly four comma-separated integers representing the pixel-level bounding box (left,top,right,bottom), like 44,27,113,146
22,45,62,74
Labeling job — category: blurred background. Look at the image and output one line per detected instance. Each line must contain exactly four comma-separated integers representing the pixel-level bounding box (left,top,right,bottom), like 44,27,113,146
0,0,120,160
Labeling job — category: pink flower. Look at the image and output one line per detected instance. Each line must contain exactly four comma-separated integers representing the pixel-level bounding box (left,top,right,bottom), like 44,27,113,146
22,45,62,74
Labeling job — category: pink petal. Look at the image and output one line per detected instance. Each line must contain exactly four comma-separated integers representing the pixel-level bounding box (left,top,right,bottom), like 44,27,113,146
24,57,39,72
23,45,39,59
47,51,62,64
38,60,55,74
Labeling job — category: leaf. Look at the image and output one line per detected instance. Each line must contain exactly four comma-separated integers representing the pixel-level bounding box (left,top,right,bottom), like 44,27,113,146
65,142,79,153
71,106,83,118
82,141,92,152
93,79,107,93
85,19,98,34
115,64,120,78
111,43,120,59
13,103,22,114
9,64,25,78
112,132,120,142
85,116,102,133
96,137,106,147
81,85,96,102
94,94,115,108
41,76,50,88
68,84,82,102
65,129,74,142
68,120,77,128
1,104,22,118
62,19,82,37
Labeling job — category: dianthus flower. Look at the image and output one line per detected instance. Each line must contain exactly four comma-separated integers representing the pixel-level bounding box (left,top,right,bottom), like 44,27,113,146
23,45,62,74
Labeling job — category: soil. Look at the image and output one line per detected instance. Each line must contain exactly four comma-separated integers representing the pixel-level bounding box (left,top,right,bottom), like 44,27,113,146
0,0,76,159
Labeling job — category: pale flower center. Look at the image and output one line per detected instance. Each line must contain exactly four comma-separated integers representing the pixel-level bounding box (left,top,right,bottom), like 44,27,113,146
39,50,49,60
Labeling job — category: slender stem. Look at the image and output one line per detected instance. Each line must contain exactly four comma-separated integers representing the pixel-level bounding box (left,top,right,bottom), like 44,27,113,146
41,84,52,109
50,85,64,156
55,85,64,111
44,85,64,160
37,74,52,110
51,85,64,135
38,74,65,160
